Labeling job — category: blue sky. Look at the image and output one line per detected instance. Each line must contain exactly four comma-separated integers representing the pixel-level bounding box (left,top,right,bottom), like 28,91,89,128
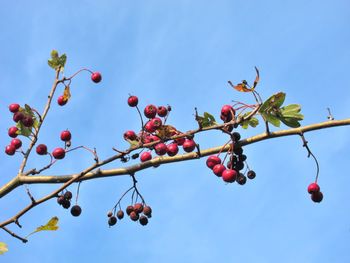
1,0,350,262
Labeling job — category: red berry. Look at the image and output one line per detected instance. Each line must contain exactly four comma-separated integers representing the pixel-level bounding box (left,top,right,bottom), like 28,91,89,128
175,137,186,146
143,205,152,217
144,121,156,133
5,145,16,155
10,138,22,149
307,182,320,194
144,104,157,119
311,191,323,203
151,117,162,129
124,130,137,141
57,96,67,106
8,126,19,138
22,115,34,127
108,216,117,226
126,205,134,215
134,203,144,213
221,105,235,116
140,152,152,162
148,135,161,142
36,144,48,155
9,103,20,113
91,72,102,83
155,143,167,156
167,143,179,156
206,155,221,169
60,130,72,142
127,95,138,107
182,139,196,153
13,112,24,122
157,106,168,117
213,164,226,177
52,148,66,159
222,169,238,183
129,211,139,221
139,215,149,226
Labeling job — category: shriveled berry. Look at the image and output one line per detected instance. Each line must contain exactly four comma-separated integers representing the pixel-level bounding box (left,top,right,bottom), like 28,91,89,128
13,112,24,122
36,144,48,155
247,170,256,179
155,143,167,156
57,96,67,106
9,103,20,113
108,216,117,226
134,203,144,213
307,183,320,194
140,152,152,162
71,205,82,217
5,145,16,155
10,138,22,149
144,104,157,119
60,130,72,141
127,95,138,107
311,191,323,203
52,147,65,159
139,215,148,226
8,126,19,138
167,143,179,156
64,191,73,200
222,169,238,183
91,72,102,83
129,211,139,221
117,210,124,219
157,106,168,117
126,205,134,215
213,164,226,177
182,139,196,153
206,155,221,169
22,115,34,127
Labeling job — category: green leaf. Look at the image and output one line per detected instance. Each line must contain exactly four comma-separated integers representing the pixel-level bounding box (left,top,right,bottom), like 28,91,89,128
51,50,59,59
16,121,32,137
0,242,8,255
239,112,259,129
279,117,301,128
197,112,217,128
126,139,139,147
26,216,59,238
280,104,304,120
48,50,67,71
259,92,286,113
262,113,281,127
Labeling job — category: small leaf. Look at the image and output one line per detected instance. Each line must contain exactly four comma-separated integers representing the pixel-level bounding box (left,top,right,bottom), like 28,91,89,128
63,85,71,101
16,122,32,137
51,50,59,59
228,81,253,92
155,125,178,138
259,92,286,113
0,242,8,255
26,216,59,238
239,112,259,129
279,117,301,128
262,113,281,127
197,112,217,128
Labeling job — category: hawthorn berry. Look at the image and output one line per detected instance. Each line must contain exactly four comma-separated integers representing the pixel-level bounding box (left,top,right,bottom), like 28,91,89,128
126,205,134,216
307,182,320,194
36,144,48,155
57,195,65,205
57,96,67,106
140,152,152,162
5,145,16,156
52,148,66,159
9,103,20,113
129,211,139,221
8,126,19,138
143,205,152,217
151,117,162,129
107,211,113,218
13,112,24,122
117,210,124,219
60,130,72,142
213,164,226,177
237,174,247,185
91,72,102,83
222,169,238,183
144,121,156,133
10,138,22,149
62,199,71,209
247,170,256,179
155,143,167,156
124,130,137,141
127,95,139,107
157,106,168,117
206,155,221,169
71,205,82,217
22,115,34,127
232,132,241,142
139,215,149,226
108,216,117,226
144,104,157,119
174,137,185,146
167,143,179,156
64,191,73,200
134,203,144,213
311,191,323,203
221,105,235,117
182,139,196,153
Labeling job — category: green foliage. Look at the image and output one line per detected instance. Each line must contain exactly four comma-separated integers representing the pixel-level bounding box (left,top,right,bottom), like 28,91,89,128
239,112,259,129
48,50,67,71
197,112,217,128
15,104,39,137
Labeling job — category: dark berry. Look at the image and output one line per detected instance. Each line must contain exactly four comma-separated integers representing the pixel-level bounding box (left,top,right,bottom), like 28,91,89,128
126,205,134,215
91,72,102,83
247,170,256,179
57,195,65,205
108,216,117,226
139,215,148,226
143,205,152,217
52,147,66,159
64,191,73,200
237,174,247,185
117,210,124,219
129,211,139,221
70,205,82,217
62,199,71,209
311,191,323,203
9,103,20,113
60,130,72,141
232,132,241,141
127,95,138,107
13,112,24,122
235,161,244,171
22,115,34,127
36,144,48,155
233,146,243,155
8,126,19,138
107,211,113,217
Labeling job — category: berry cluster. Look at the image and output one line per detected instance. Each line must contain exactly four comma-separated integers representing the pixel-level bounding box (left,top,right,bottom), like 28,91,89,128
124,95,197,162
107,203,152,227
57,190,82,216
307,182,323,203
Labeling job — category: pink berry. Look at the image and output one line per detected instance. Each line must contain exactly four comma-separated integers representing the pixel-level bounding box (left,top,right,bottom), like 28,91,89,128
307,183,320,194
144,105,157,119
140,152,152,162
36,144,48,155
5,145,16,155
9,103,20,113
206,155,221,169
222,169,238,183
10,138,22,149
57,96,67,106
213,164,226,177
60,130,71,142
124,130,137,141
167,143,179,156
127,96,138,107
8,126,19,138
155,143,167,156
157,106,168,117
183,139,196,153
91,72,102,83
52,148,66,159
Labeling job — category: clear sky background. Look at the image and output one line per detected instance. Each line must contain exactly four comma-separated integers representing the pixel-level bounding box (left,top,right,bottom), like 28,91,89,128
1,1,350,262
